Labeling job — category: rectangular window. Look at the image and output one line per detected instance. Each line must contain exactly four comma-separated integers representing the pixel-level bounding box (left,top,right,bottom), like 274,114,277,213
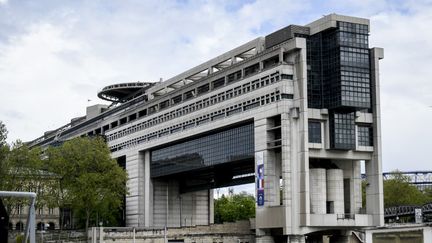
330,112,356,150
184,90,195,100
197,84,210,95
159,100,170,110
263,55,279,69
281,93,294,99
212,77,225,89
148,105,158,115
281,74,293,80
227,70,242,83
244,63,260,77
172,95,182,105
358,125,373,146
308,121,322,143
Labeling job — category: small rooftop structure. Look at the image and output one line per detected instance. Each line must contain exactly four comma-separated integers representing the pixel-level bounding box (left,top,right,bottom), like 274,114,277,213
97,82,154,103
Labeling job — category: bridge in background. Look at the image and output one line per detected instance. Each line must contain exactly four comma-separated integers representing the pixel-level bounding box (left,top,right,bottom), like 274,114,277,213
379,171,432,222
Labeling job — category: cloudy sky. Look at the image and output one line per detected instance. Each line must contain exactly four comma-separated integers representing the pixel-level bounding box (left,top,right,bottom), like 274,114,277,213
0,0,431,173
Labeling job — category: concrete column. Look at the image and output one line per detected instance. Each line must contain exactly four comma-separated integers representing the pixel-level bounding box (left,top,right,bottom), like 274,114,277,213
209,189,214,224
143,151,153,226
292,38,309,226
368,47,384,226
281,111,296,234
334,160,362,214
309,168,326,214
193,190,210,226
254,118,280,206
167,180,180,227
125,152,145,226
326,169,344,215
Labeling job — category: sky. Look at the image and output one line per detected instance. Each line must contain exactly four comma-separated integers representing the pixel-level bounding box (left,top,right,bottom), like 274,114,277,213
0,0,431,175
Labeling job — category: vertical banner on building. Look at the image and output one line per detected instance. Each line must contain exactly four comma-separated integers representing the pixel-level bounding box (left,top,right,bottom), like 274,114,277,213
256,151,264,207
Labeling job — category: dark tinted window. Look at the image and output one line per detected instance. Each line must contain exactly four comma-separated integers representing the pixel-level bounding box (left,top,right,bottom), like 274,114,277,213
308,121,322,143
151,123,254,177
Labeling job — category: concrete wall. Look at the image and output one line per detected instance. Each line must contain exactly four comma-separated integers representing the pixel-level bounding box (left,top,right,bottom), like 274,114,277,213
152,179,212,227
89,221,254,243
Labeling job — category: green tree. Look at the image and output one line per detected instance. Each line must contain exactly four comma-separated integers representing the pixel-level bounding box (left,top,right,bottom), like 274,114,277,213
383,171,428,207
0,121,9,189
0,121,7,147
214,192,255,223
46,137,128,234
0,138,53,220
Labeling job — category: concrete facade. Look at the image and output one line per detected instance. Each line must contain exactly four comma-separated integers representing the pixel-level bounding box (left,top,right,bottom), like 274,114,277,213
29,14,384,243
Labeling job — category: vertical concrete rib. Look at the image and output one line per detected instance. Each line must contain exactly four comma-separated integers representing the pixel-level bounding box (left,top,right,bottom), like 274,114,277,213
367,47,384,226
125,152,145,226
143,150,153,226
292,38,310,226
281,112,292,227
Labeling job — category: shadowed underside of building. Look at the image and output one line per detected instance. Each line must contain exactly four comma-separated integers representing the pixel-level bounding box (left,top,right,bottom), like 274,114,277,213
29,14,384,243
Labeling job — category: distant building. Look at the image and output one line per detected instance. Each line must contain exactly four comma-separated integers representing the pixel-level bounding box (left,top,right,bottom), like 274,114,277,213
8,205,60,231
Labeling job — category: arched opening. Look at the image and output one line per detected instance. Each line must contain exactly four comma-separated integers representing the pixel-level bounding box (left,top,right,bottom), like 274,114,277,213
48,222,55,230
36,222,44,230
15,222,23,231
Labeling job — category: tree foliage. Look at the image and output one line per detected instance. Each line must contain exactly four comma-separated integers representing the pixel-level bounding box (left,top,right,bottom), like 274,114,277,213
0,121,127,232
214,192,255,223
0,122,51,218
46,137,128,232
383,171,430,207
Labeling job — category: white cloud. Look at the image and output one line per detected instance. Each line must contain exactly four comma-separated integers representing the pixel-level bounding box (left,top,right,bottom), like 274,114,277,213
0,0,431,172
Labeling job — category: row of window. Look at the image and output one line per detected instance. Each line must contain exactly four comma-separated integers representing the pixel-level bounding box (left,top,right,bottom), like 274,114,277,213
107,71,291,142
308,120,373,147
16,206,55,215
340,46,369,54
110,90,285,153
340,52,369,67
337,21,369,34
341,71,370,78
338,32,368,48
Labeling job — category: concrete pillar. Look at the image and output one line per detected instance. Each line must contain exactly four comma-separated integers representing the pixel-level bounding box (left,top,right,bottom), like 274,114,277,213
281,111,296,234
209,189,214,224
334,160,362,214
309,168,326,214
368,47,384,226
289,38,310,226
365,159,384,224
143,151,153,226
125,152,145,226
254,118,280,207
326,169,344,214
99,227,104,243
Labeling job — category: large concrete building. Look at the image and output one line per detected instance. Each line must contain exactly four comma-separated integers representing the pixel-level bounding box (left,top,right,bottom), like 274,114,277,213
29,14,384,243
